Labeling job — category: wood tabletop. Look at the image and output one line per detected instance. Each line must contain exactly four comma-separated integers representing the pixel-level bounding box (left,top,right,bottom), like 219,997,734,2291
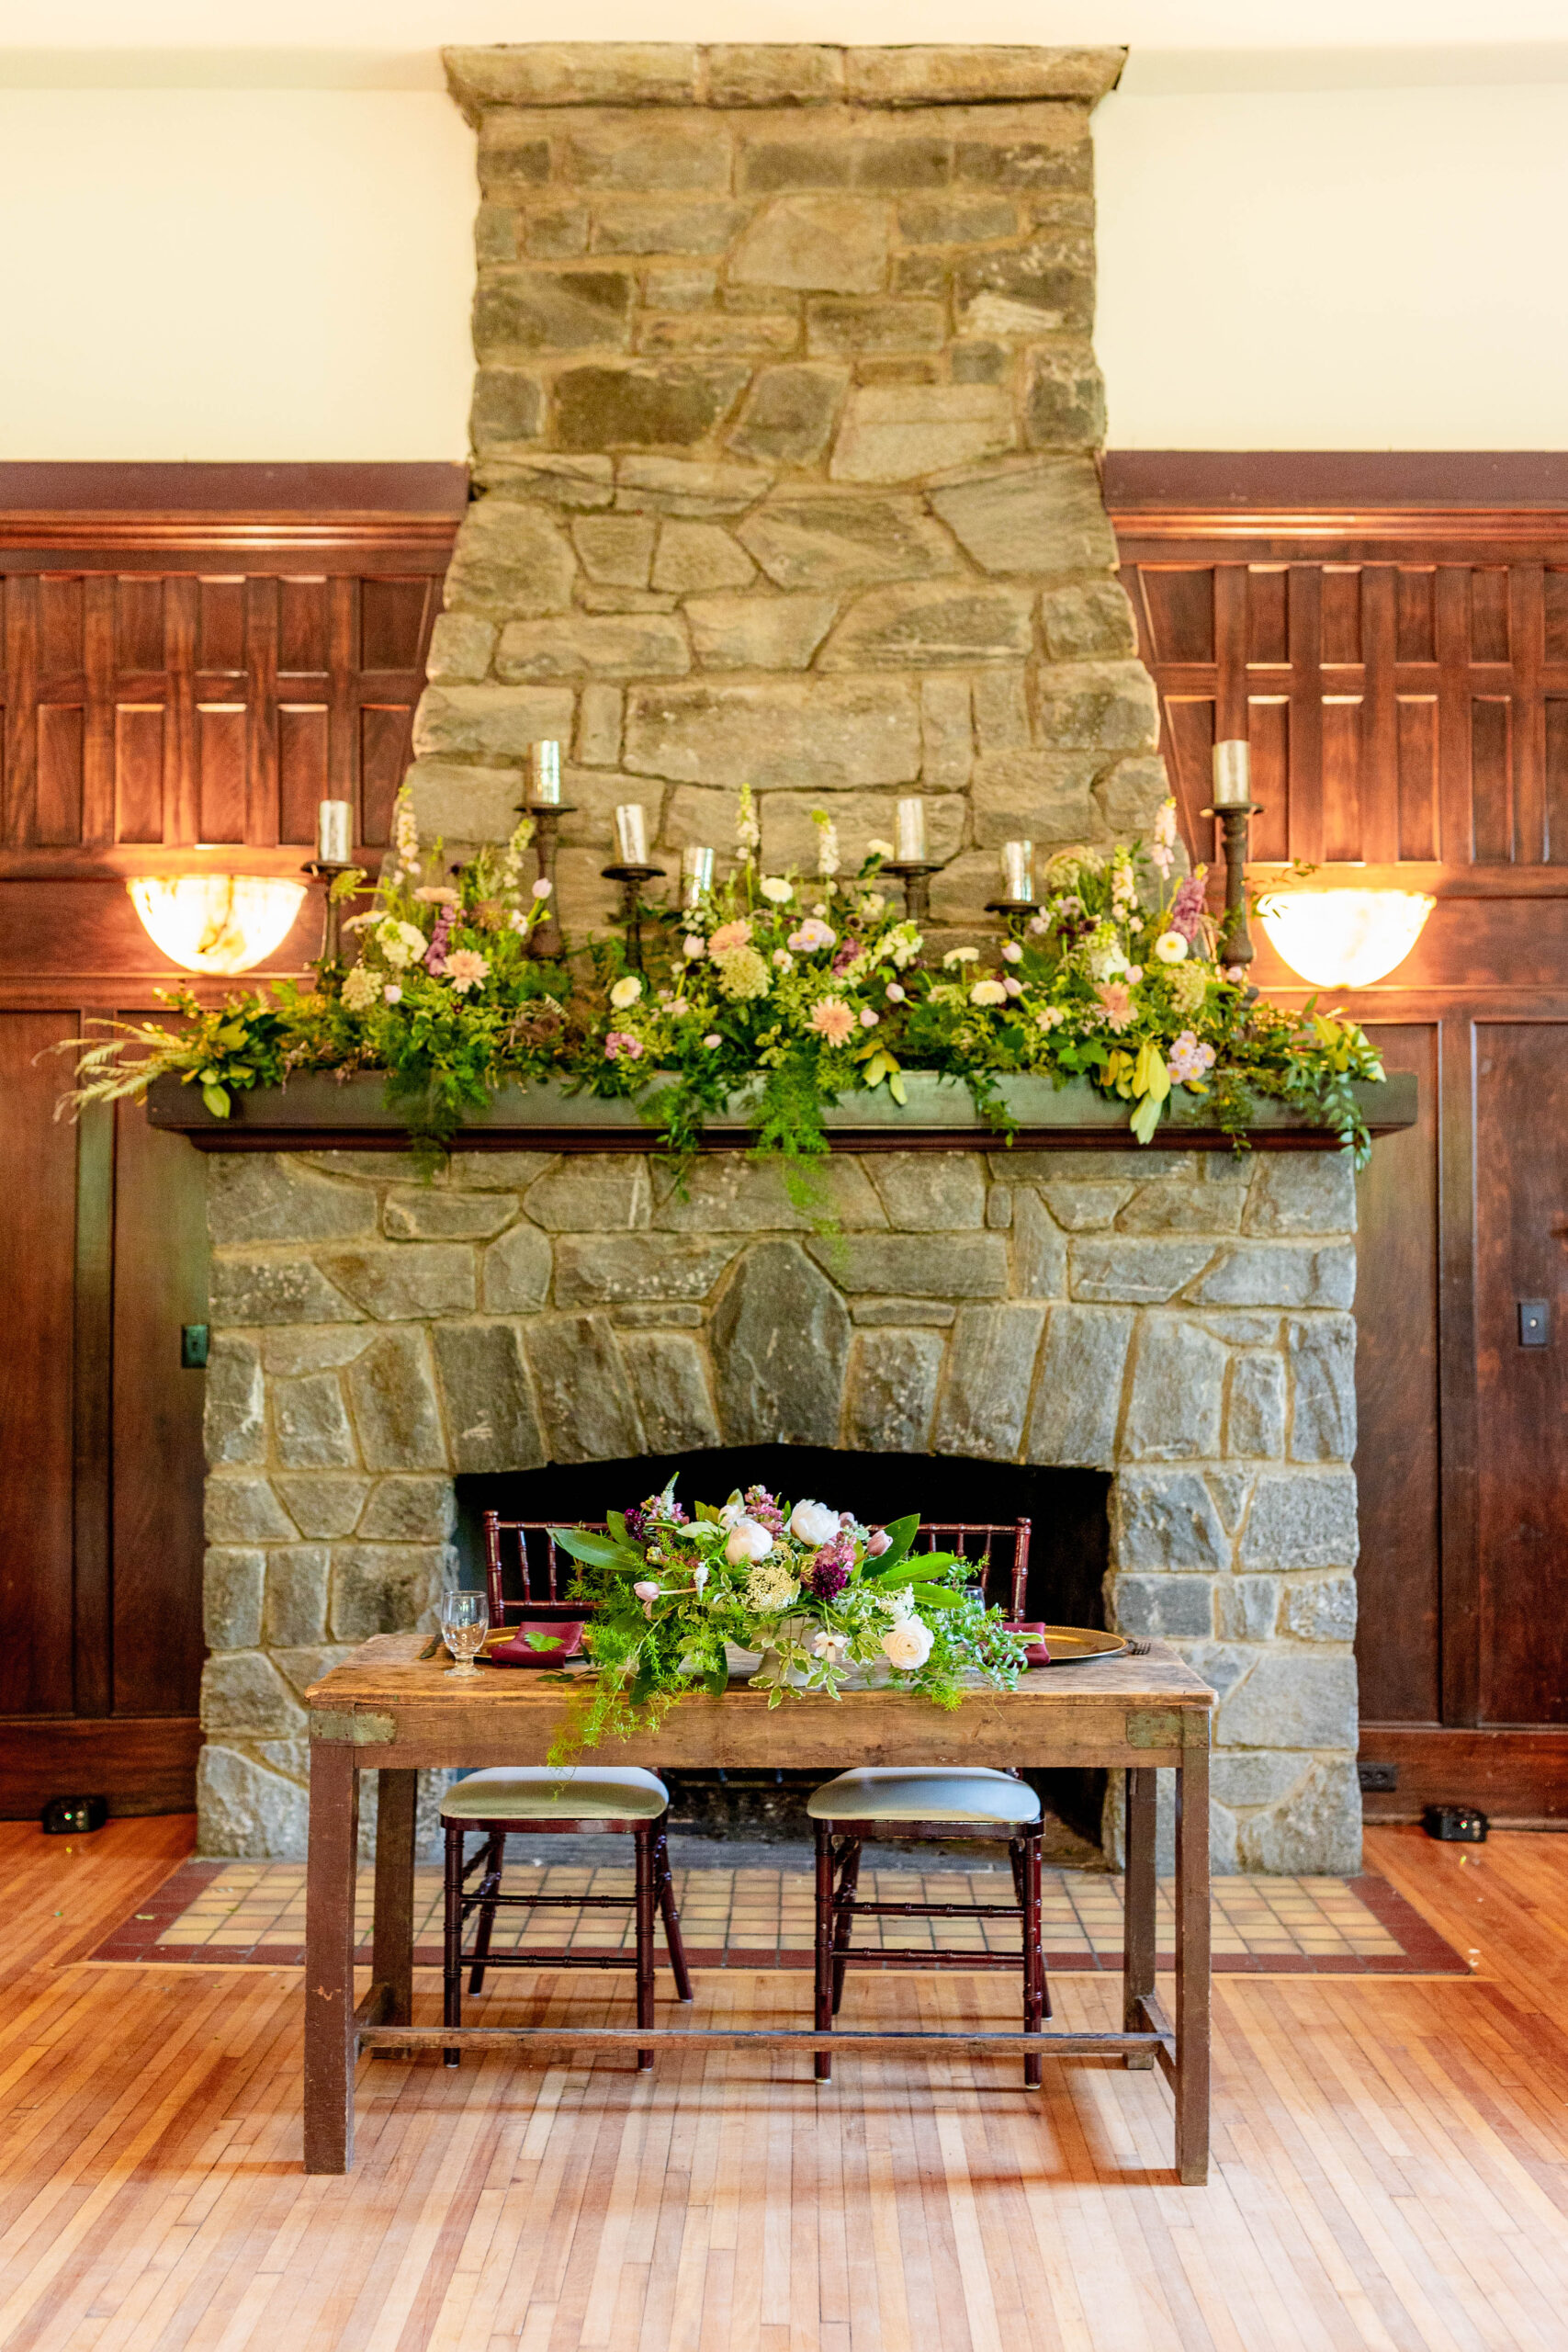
305,1633,1214,1772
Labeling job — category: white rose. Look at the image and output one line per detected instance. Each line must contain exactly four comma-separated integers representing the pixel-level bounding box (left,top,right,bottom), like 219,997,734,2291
726,1519,774,1566
609,974,643,1008
882,1618,934,1670
789,1499,840,1547
1154,931,1189,964
760,876,794,903
682,934,705,958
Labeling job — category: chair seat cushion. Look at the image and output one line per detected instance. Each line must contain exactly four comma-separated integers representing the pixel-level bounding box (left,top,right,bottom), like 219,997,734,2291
439,1765,670,1822
807,1766,1041,1826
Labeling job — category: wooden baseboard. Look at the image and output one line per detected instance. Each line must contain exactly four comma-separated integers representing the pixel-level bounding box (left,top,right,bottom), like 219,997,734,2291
0,1716,200,1818
1359,1726,1568,1824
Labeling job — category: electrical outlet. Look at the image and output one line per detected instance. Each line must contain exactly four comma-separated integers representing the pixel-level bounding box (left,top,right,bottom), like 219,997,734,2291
1357,1760,1398,1792
180,1323,209,1369
1519,1299,1550,1347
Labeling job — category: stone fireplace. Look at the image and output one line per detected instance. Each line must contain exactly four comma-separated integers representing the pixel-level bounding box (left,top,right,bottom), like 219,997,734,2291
199,1141,1361,1871
193,45,1362,1875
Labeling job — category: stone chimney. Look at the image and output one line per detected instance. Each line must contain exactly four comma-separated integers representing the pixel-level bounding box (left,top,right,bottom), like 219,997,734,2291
412,42,1164,930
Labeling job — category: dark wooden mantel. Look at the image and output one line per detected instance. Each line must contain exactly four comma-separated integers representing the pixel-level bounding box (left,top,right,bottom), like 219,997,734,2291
145,1069,1416,1154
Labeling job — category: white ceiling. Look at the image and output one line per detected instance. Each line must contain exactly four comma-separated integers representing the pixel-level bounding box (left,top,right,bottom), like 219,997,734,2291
2,4,1568,90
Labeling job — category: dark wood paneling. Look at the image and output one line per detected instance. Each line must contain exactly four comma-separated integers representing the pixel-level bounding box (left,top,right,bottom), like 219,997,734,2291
1473,1023,1568,1726
1358,1726,1568,1824
0,472,457,1809
0,1715,200,1816
0,1014,79,1717
111,1069,209,1721
1353,1024,1443,1726
1112,458,1568,1811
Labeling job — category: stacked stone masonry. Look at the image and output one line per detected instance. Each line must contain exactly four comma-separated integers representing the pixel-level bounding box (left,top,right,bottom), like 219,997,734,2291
412,42,1164,935
200,1145,1361,1872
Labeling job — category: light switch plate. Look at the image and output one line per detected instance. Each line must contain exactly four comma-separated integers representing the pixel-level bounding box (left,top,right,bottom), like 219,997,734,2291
1518,1300,1550,1348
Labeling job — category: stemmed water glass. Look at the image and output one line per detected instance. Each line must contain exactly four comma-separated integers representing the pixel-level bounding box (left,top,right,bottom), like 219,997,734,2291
440,1589,489,1677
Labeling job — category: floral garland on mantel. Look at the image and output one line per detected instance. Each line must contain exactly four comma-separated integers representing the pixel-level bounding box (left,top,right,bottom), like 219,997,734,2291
69,786,1385,1169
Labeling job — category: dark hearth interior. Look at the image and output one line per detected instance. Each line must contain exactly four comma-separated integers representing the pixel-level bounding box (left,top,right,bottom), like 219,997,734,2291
457,1451,1110,1846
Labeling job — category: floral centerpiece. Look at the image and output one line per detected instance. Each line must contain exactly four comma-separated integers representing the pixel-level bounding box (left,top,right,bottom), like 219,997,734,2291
547,1482,1028,1754
64,782,1385,1168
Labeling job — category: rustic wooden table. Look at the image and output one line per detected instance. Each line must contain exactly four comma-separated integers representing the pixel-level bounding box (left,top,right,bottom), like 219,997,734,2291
303,1634,1215,2183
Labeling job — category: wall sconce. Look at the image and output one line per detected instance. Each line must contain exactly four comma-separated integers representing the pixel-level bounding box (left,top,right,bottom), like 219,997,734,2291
127,875,308,976
1257,889,1437,989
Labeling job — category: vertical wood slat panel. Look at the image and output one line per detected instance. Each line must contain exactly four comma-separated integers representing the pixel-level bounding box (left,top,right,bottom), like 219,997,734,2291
0,1012,80,1717
82,575,116,846
1438,1013,1482,1727
114,707,165,844
1436,567,1474,866
1359,566,1399,865
35,704,85,846
329,576,358,809
164,575,197,846
245,576,279,849
1470,700,1514,865
1320,698,1363,864
1396,698,1441,861
1286,565,1323,863
1546,696,1568,865
72,1097,115,1719
1511,565,1546,865
3,575,39,845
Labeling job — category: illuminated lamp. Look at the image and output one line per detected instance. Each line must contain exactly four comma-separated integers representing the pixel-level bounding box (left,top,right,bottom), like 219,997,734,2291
127,875,309,976
1257,889,1436,989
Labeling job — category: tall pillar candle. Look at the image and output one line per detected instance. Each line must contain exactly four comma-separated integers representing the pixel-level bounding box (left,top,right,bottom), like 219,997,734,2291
316,800,353,865
614,803,648,865
894,797,927,863
1213,741,1251,808
1001,840,1034,900
682,845,715,909
529,741,561,806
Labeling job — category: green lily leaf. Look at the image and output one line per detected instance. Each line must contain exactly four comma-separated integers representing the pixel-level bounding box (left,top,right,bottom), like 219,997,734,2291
201,1082,231,1118
547,1527,636,1569
908,1583,961,1611
871,1513,919,1572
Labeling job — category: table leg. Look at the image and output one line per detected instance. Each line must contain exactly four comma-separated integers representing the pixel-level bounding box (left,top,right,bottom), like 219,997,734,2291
372,1768,418,2033
1174,1736,1211,2187
1122,1765,1156,2070
304,1738,360,2175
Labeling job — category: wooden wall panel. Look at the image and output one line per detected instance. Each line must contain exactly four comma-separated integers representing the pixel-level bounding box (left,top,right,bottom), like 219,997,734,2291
1353,1023,1443,1726
1110,453,1568,1814
0,465,461,1812
0,1013,80,1718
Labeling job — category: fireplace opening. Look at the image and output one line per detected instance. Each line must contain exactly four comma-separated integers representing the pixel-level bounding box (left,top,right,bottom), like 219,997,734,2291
455,1450,1111,1854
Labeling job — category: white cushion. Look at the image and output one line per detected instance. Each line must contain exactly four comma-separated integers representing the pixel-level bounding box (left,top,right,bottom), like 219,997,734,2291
440,1766,670,1822
807,1766,1041,1826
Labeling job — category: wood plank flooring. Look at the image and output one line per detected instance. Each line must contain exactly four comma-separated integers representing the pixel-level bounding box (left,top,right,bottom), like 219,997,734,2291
2,1815,1565,2352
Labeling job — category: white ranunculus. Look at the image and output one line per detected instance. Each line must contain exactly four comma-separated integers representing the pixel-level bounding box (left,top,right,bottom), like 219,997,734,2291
609,974,643,1008
789,1499,840,1547
1154,931,1189,964
760,876,794,902
881,1618,934,1670
726,1518,774,1566
969,978,1008,1007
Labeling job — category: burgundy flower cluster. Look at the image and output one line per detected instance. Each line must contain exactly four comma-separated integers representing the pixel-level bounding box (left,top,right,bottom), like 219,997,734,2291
625,1493,686,1544
804,1532,854,1602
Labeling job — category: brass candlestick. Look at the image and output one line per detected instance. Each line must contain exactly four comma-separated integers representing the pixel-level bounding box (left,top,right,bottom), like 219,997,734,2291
1201,799,1260,967
301,858,355,973
883,859,939,930
602,862,667,969
520,798,573,959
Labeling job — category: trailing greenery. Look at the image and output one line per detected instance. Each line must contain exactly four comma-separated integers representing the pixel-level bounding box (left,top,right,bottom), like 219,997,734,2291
63,786,1385,1166
541,1481,1029,1762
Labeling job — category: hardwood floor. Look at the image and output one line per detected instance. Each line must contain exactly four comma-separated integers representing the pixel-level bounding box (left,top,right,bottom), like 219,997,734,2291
2,1816,1566,2351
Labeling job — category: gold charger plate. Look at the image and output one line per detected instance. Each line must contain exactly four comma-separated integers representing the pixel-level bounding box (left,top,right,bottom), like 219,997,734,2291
1035,1626,1128,1667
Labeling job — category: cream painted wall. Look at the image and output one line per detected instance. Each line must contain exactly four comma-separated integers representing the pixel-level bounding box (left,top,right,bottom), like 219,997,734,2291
2,70,1567,458
1096,80,1568,447
0,89,474,459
